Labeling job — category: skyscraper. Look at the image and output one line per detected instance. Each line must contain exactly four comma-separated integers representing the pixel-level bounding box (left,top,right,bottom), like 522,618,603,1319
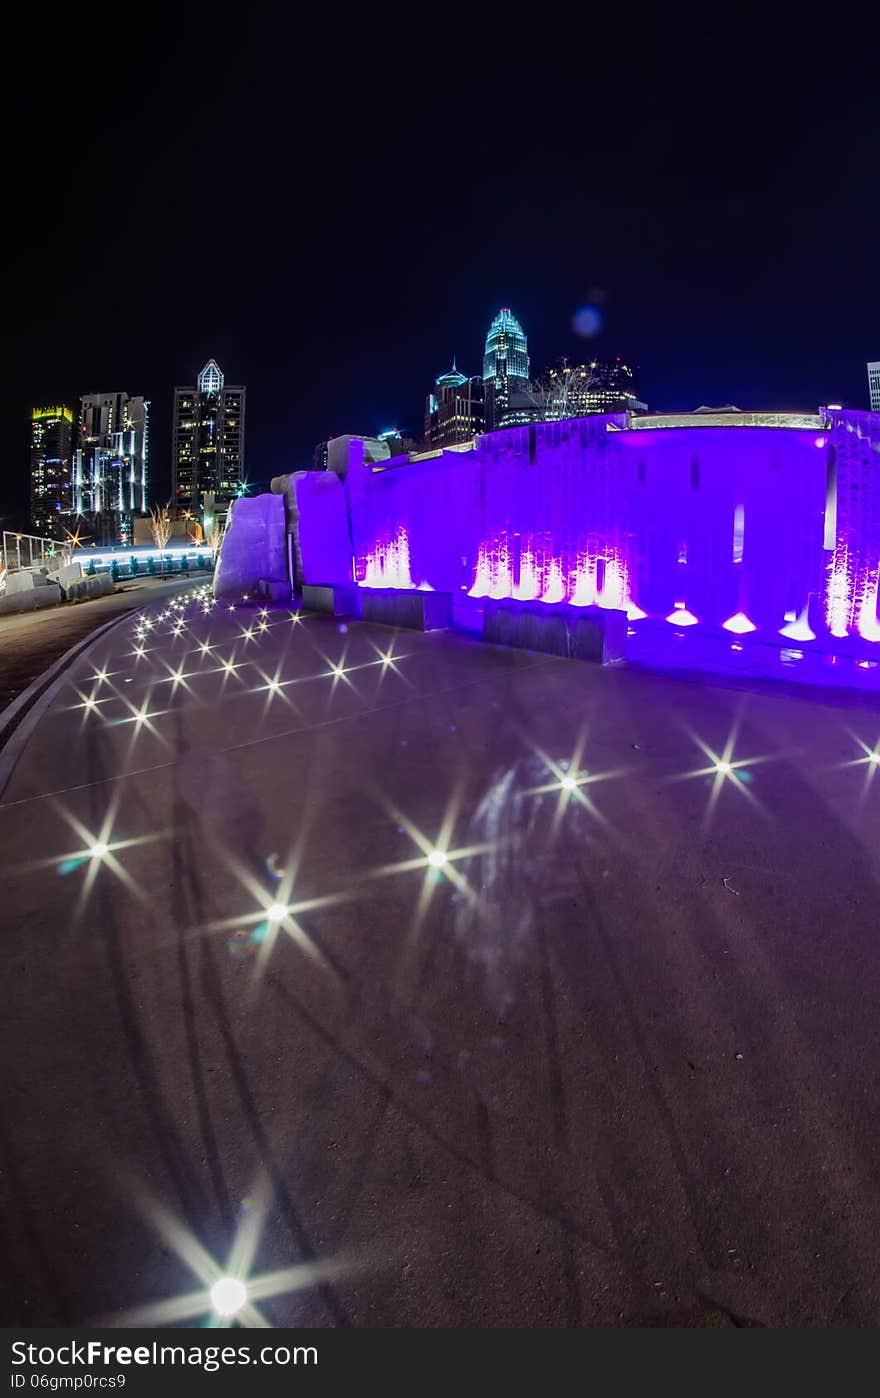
483,308,530,429
172,360,246,517
869,362,880,412
74,391,149,545
30,405,75,539
424,362,485,446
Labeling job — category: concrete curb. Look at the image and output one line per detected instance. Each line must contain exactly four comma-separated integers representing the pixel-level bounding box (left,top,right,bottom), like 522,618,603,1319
0,609,134,800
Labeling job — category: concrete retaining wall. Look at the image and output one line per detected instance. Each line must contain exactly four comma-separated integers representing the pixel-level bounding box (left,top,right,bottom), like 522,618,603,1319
0,581,63,615
214,494,288,600
63,575,115,602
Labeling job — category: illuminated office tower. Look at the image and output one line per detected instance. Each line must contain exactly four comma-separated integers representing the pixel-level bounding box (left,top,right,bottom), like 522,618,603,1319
74,392,149,544
30,404,76,539
172,359,246,517
868,362,880,412
483,308,531,429
424,362,485,445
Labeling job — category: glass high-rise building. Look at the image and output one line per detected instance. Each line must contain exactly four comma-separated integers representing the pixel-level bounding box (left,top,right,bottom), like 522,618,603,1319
73,391,149,545
483,308,530,429
868,362,880,413
31,405,76,539
172,359,246,516
424,362,485,446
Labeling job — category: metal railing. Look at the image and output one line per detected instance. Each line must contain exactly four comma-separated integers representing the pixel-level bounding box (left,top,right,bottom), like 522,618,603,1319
1,531,70,577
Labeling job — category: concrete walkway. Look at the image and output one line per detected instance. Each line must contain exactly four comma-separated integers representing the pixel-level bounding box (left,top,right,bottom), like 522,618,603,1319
2,583,880,1327
0,576,205,711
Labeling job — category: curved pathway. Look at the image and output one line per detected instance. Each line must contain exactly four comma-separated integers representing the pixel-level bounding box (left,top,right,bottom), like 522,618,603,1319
2,584,880,1327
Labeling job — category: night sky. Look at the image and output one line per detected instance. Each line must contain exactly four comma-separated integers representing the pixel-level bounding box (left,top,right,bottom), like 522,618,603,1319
6,10,878,524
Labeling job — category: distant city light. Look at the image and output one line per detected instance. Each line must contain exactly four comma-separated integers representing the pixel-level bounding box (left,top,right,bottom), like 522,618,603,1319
74,544,209,568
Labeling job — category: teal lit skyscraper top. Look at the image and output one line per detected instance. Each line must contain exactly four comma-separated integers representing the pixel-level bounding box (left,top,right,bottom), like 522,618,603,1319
483,308,530,427
484,308,530,386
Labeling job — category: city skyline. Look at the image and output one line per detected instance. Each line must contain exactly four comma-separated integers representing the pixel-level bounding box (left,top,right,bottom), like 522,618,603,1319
18,316,879,535
6,13,877,524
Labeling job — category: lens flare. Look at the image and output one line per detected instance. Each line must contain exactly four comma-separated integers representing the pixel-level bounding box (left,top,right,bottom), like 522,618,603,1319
572,306,603,337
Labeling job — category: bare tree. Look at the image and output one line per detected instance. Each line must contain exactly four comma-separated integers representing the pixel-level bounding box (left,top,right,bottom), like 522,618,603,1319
149,501,173,551
206,515,226,563
521,359,594,422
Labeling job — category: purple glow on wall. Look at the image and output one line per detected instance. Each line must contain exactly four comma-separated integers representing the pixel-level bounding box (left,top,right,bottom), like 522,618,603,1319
289,472,353,586
722,611,757,634
780,606,817,642
362,524,415,589
469,536,640,612
667,604,700,626
823,413,880,642
827,544,853,638
470,537,512,599
826,539,880,641
338,409,880,660
858,576,880,641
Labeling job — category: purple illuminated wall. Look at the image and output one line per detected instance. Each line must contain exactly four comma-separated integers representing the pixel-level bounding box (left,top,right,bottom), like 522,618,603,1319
288,471,352,587
214,492,287,599
338,409,880,653
825,411,880,642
